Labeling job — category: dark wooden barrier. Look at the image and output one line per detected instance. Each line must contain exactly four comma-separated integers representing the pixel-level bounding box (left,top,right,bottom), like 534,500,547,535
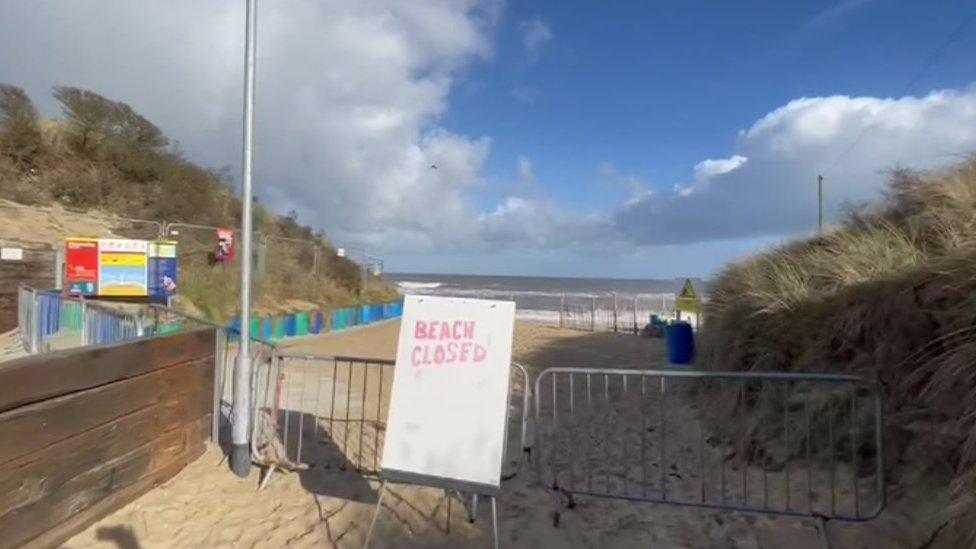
0,329,216,548
0,244,56,332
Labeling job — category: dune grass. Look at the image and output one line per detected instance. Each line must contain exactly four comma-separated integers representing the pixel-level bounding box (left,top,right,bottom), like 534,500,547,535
700,157,976,540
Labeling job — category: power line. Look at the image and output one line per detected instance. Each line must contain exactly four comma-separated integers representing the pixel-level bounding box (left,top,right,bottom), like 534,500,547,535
821,10,976,175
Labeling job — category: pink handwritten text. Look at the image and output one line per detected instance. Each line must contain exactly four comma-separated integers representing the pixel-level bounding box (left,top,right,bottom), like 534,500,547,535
410,320,486,367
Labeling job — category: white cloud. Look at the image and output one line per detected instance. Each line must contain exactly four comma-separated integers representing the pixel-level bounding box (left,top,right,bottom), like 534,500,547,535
479,196,609,247
0,0,502,254
519,17,553,62
517,155,536,185
615,87,976,244
805,0,876,29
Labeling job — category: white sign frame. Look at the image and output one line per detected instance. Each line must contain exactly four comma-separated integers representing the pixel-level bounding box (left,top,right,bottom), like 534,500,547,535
380,295,516,496
0,247,24,261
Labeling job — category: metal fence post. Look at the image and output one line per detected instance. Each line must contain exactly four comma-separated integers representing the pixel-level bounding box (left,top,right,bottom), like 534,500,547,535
55,248,65,290
590,296,596,332
79,301,88,346
559,294,565,328
213,329,227,444
633,295,639,334
29,290,39,354
612,293,618,333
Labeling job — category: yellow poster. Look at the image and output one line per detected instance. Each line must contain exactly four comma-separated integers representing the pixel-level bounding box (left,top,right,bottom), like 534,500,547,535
98,239,149,296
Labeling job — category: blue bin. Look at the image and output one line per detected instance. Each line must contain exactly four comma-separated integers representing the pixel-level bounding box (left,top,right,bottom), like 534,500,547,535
665,322,695,364
284,314,297,337
261,318,274,341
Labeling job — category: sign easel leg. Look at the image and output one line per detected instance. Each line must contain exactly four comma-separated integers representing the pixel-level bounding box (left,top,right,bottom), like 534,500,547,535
363,480,388,549
490,496,499,549
445,489,452,534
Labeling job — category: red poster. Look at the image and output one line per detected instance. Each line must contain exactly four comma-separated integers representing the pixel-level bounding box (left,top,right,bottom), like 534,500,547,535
65,238,99,295
215,228,235,263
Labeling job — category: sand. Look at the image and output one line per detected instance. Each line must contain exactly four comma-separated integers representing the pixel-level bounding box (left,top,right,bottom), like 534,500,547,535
0,328,26,363
64,321,927,548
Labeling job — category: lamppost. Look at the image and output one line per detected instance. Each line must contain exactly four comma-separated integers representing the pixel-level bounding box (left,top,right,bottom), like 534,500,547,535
231,0,258,478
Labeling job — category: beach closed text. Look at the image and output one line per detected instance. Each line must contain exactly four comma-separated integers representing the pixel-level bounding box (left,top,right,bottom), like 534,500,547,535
411,320,487,366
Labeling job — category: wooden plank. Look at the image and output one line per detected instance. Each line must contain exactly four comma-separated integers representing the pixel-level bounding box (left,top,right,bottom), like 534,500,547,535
0,357,213,466
0,386,211,516
19,449,191,549
0,328,215,413
3,415,210,549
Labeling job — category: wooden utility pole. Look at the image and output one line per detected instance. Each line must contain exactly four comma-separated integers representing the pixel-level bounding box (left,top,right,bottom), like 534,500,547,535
818,174,824,235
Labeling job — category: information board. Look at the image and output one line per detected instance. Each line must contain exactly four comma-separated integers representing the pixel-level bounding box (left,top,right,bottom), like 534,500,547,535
98,239,148,297
65,238,99,296
381,295,516,495
149,240,178,300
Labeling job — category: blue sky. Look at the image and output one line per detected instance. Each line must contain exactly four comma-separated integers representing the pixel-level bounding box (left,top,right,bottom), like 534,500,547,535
450,0,976,213
3,1,976,279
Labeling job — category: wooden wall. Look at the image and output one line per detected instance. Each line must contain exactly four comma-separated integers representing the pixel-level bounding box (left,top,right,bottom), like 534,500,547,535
0,329,216,549
0,244,56,332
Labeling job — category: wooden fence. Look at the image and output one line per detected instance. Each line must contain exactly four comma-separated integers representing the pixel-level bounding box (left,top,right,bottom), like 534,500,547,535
0,329,216,548
0,244,56,332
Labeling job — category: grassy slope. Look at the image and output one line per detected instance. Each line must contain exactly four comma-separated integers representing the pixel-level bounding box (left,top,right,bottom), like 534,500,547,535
0,120,397,321
701,158,976,543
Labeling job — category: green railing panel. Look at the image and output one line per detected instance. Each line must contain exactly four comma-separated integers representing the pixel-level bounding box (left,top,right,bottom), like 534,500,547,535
295,312,309,336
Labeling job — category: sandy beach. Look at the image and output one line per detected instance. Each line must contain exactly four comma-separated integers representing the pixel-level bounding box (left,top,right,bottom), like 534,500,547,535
63,321,925,548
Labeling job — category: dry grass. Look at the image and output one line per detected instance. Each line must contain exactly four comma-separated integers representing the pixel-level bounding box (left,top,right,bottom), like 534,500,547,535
700,157,976,543
0,95,399,321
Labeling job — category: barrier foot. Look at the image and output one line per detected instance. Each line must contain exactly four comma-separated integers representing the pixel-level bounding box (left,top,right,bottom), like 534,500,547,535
816,516,831,549
363,480,387,549
445,489,452,534
257,464,276,491
231,443,250,477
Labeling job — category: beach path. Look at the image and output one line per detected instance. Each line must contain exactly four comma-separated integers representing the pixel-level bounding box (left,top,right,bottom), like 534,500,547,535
63,321,910,548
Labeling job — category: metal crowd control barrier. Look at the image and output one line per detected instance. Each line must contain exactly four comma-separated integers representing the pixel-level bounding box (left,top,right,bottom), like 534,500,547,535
533,368,884,546
250,353,532,488
141,304,280,446
17,285,36,353
17,286,146,353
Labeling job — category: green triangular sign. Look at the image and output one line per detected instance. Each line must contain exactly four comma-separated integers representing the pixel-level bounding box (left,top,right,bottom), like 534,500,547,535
679,279,697,299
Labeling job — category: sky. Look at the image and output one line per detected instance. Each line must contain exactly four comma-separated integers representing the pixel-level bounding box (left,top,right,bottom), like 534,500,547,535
2,0,976,278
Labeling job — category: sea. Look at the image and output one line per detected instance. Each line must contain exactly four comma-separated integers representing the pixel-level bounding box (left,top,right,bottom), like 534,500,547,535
383,273,708,327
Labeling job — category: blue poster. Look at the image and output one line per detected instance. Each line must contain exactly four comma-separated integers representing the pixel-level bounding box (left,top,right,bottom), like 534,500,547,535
148,241,179,302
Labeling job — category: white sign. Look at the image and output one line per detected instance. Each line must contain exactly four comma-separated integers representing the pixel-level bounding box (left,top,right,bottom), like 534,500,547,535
381,295,516,494
0,247,23,261
99,239,148,253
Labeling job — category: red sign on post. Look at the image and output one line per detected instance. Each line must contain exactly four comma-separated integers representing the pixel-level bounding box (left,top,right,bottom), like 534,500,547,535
65,238,99,295
215,228,235,263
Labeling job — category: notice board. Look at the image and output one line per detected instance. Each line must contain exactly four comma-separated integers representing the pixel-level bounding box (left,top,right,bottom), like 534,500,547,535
98,239,148,297
65,238,99,296
381,295,516,495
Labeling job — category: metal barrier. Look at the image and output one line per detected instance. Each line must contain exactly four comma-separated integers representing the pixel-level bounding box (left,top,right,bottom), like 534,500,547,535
533,367,884,543
251,353,532,485
141,304,280,445
17,285,36,353
17,286,146,353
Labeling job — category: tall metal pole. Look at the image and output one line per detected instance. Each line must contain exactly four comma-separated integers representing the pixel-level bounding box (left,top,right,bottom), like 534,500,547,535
231,0,258,478
817,174,824,235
